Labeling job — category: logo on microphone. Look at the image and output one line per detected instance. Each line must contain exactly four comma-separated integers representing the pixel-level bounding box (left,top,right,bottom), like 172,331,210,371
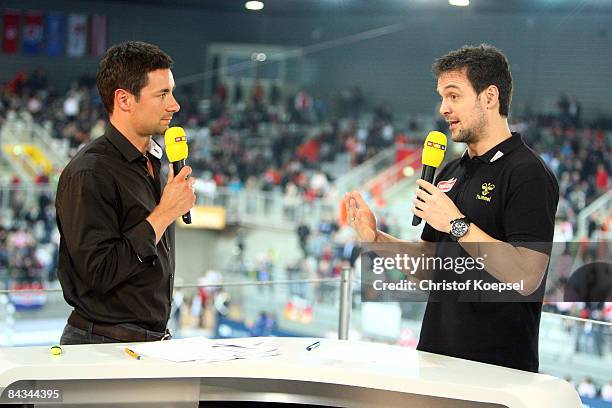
426,141,446,151
476,182,495,202
437,178,457,193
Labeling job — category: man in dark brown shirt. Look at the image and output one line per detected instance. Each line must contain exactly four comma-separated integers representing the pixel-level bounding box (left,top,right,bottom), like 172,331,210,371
56,41,195,344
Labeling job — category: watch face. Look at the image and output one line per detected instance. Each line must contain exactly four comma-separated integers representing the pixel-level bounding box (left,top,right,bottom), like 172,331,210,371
451,220,469,238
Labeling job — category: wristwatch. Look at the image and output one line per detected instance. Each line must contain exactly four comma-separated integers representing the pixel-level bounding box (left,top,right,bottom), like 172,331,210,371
449,217,470,241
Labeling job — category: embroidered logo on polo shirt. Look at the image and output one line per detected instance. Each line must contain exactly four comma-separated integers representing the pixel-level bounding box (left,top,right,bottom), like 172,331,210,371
437,178,457,193
476,182,495,202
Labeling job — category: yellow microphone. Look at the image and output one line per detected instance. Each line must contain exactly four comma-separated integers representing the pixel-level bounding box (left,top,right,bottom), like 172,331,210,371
164,126,191,224
412,131,447,226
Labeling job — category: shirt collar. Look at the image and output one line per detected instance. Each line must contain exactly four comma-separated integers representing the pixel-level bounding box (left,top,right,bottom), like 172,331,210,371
460,132,523,165
148,138,163,160
104,124,164,162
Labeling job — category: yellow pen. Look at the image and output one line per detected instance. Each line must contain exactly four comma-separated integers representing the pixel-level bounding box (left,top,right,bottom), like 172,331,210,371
124,347,141,360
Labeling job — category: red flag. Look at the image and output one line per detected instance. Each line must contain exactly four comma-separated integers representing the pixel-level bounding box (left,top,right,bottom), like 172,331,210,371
89,15,107,57
3,11,20,54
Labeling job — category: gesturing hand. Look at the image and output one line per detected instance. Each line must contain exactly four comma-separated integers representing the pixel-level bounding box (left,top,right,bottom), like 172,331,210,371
343,191,377,242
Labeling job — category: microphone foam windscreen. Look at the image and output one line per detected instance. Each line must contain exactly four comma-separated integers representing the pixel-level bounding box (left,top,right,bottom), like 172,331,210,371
164,126,188,162
422,131,447,168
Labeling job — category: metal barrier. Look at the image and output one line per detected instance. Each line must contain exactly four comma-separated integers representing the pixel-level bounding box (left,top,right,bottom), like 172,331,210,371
576,189,612,238
1,271,611,388
0,182,339,229
338,268,352,340
334,146,397,194
196,187,338,228
361,148,420,199
0,274,354,342
0,116,70,181
0,183,55,214
541,312,612,327
2,272,610,342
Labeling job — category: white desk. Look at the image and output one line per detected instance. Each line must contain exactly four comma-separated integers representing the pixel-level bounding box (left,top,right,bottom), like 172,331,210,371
0,337,581,407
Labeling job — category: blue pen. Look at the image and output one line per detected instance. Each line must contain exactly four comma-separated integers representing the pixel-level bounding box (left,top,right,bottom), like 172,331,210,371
306,341,320,351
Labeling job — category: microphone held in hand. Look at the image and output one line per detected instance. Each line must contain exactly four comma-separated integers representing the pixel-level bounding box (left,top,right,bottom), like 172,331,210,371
164,126,191,224
412,131,447,226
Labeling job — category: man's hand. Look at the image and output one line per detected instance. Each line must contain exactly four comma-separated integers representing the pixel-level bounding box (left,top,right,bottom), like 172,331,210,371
159,164,196,218
147,164,196,243
412,179,463,233
343,191,377,242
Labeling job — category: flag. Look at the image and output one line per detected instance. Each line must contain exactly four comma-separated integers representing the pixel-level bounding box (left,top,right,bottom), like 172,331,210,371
2,11,20,54
45,12,64,56
89,15,107,57
23,12,43,55
67,13,87,57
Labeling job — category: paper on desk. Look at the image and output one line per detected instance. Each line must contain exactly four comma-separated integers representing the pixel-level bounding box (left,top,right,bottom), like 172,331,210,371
314,342,430,367
123,337,279,363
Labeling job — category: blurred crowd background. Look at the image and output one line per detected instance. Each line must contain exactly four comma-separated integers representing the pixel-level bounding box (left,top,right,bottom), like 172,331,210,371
0,0,610,403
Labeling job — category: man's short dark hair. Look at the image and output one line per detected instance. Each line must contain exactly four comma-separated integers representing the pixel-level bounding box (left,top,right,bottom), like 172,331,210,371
96,41,173,115
433,44,512,117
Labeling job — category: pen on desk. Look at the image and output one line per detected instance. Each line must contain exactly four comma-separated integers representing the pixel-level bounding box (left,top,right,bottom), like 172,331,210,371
306,341,320,351
124,347,141,360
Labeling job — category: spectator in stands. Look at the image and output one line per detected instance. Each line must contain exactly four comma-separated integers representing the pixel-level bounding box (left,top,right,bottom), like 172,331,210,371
27,68,48,94
249,312,277,336
270,83,281,106
577,377,597,399
293,89,313,123
602,380,612,402
557,92,570,126
283,181,300,218
62,87,81,121
233,82,243,104
568,94,582,128
595,163,609,193
6,71,28,95
296,220,311,258
318,216,338,237
588,211,603,239
255,250,275,293
310,169,330,198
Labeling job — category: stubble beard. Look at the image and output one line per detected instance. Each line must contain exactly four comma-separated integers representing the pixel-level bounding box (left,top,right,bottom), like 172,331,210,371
452,101,487,144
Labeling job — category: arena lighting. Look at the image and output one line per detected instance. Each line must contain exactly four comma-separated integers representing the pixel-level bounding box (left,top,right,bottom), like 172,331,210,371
449,0,470,6
403,166,415,177
250,52,267,61
245,1,264,11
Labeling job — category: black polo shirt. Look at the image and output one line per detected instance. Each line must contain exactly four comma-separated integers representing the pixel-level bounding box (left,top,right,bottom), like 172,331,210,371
418,132,559,372
56,124,175,333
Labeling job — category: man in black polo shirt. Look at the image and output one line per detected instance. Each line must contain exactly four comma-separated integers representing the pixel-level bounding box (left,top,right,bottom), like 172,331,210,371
344,44,559,372
56,42,196,344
